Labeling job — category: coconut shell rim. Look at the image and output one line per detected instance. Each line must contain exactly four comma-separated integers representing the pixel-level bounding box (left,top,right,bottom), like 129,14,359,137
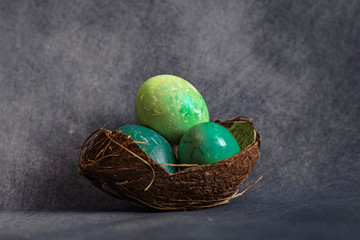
77,117,261,210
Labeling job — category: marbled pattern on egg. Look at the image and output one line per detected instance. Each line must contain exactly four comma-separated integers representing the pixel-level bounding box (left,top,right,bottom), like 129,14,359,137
178,122,241,166
135,75,209,144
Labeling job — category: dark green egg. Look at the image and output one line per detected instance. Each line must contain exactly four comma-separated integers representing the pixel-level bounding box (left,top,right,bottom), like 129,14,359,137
178,122,240,165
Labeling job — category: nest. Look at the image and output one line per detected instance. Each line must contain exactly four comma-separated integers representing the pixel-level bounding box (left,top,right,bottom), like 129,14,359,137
77,117,261,211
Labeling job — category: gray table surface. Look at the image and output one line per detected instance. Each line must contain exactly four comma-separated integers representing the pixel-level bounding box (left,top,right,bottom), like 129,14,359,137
1,0,359,239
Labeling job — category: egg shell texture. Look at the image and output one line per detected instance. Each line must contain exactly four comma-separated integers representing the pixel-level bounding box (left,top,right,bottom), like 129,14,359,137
178,122,241,165
135,75,209,144
118,125,177,174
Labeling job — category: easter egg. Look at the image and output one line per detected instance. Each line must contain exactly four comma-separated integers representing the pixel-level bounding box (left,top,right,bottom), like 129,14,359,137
135,75,209,144
178,122,241,165
118,125,177,174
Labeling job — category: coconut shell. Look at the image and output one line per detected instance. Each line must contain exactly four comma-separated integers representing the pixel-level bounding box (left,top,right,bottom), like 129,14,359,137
77,117,261,211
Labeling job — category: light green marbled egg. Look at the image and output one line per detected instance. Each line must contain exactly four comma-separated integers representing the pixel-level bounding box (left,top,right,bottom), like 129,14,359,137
135,75,209,144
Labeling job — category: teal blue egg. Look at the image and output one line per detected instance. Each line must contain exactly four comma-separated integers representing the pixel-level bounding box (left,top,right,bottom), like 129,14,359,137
178,122,241,166
118,125,177,174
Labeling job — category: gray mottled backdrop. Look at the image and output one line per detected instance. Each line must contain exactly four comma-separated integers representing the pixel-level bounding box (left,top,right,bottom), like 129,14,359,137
0,0,359,239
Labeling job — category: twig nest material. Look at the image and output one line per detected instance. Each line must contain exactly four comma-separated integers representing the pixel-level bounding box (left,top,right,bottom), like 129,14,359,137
77,117,261,211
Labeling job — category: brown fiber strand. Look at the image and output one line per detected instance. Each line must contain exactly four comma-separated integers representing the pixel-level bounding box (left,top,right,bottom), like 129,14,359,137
104,133,155,191
77,117,262,211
